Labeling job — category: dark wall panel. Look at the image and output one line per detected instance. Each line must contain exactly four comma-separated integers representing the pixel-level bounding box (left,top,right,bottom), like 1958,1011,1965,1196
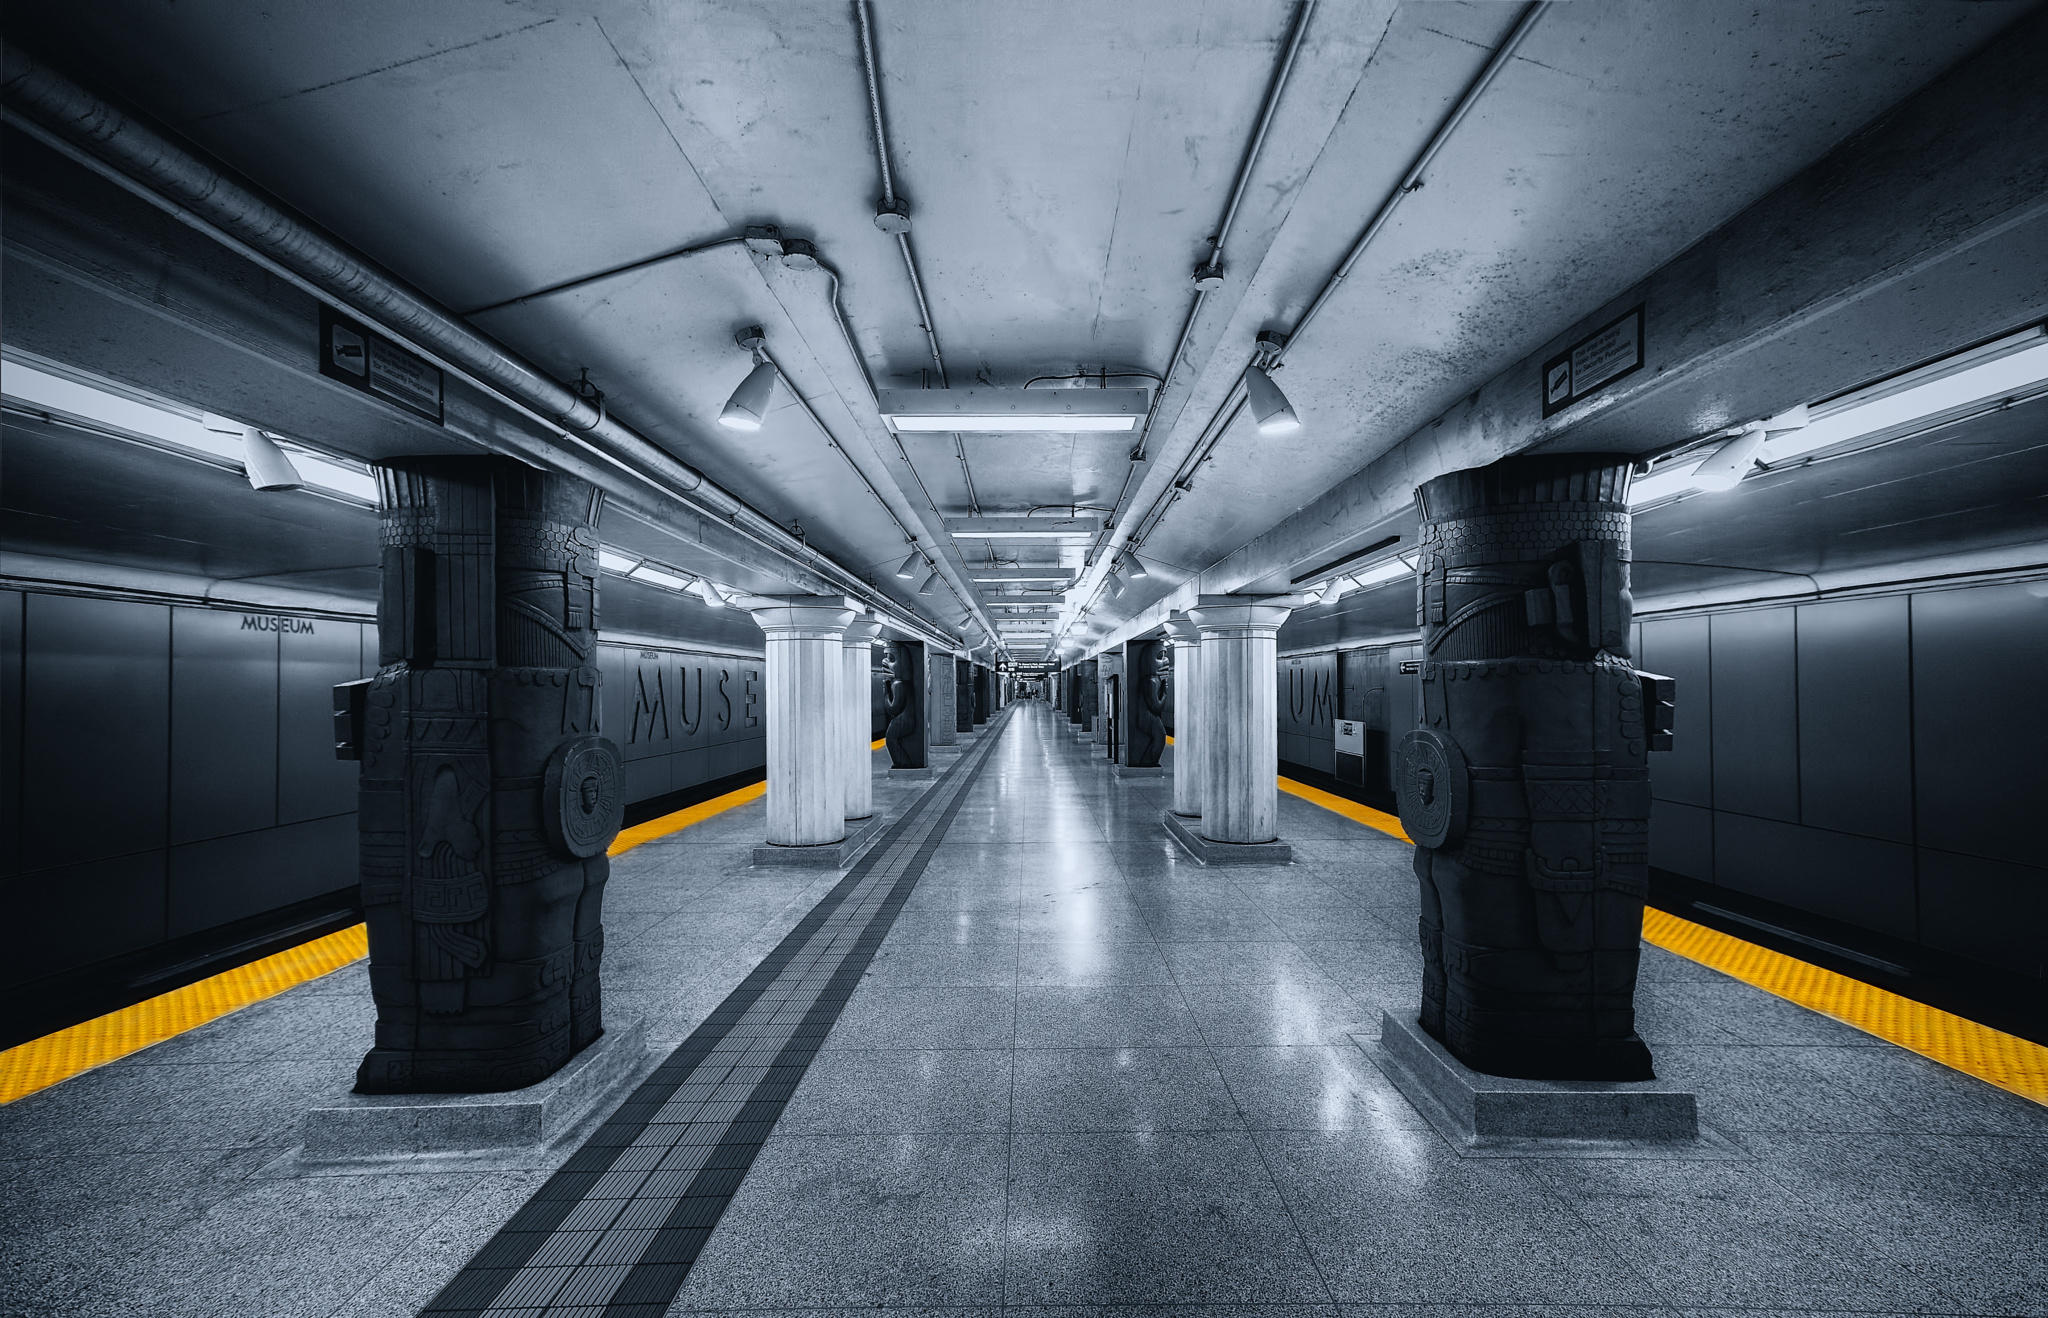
1713,811,1916,941
167,812,356,938
1708,607,1798,822
279,620,363,824
1917,848,2046,979
170,607,278,844
1641,615,1711,808
1796,595,1911,842
21,593,169,870
0,591,21,877
0,852,166,990
1912,582,2048,867
1649,800,1713,883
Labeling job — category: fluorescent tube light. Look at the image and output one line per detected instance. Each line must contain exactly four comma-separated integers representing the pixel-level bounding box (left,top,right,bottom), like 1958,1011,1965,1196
1763,328,2048,463
972,575,1069,583
1351,554,1414,587
629,563,691,591
878,388,1147,433
945,516,1103,539
598,549,638,574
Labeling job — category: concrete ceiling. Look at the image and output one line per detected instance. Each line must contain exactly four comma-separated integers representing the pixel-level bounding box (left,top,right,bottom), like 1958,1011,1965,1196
8,0,2037,660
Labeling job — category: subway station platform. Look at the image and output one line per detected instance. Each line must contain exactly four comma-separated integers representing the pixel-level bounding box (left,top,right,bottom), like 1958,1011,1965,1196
2,702,2041,1317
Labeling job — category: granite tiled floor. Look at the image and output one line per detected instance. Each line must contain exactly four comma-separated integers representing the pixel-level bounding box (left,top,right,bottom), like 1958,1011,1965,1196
2,701,2043,1317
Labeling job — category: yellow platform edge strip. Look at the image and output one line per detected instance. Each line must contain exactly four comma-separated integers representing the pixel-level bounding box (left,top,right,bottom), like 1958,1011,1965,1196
1282,774,2047,1107
0,778,769,1106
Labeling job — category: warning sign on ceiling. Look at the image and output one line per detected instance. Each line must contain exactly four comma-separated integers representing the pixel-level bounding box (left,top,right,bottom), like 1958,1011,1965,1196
1541,305,1644,418
318,306,445,424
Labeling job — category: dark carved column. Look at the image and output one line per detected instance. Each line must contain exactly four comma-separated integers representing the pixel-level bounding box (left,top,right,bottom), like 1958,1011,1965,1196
1397,452,1674,1082
344,457,622,1094
1123,637,1168,767
955,657,973,734
882,639,927,768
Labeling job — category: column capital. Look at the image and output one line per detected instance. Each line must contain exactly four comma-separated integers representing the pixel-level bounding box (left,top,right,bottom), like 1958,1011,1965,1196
1185,593,1314,637
842,617,885,647
738,594,861,639
1161,616,1201,646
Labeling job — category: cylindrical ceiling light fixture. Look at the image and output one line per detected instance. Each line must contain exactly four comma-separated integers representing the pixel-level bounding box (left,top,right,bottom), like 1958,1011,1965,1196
718,326,776,431
1243,364,1299,437
1124,555,1149,580
893,549,923,579
691,579,727,608
1690,423,1768,493
917,567,941,596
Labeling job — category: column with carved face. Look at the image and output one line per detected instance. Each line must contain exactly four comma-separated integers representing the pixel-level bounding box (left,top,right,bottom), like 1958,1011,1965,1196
350,457,622,1095
1398,452,1673,1082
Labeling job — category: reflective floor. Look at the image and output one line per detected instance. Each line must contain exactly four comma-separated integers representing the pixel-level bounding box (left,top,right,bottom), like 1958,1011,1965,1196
1,702,2043,1316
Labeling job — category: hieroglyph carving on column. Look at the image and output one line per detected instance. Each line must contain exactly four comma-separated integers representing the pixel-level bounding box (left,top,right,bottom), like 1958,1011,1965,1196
1397,452,1677,1082
881,638,927,768
343,457,621,1094
1123,637,1168,767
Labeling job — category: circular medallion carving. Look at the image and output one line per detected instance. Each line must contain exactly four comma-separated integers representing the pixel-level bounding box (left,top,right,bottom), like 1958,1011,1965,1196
544,736,623,858
1396,729,1469,849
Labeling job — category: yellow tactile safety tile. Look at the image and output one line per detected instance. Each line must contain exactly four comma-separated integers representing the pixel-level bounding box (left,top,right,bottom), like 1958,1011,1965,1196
2,777,771,1106
1282,773,2047,1108
0,924,368,1105
1641,906,2048,1107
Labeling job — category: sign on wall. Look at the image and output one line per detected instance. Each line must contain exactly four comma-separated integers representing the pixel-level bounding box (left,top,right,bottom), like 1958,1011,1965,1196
1541,305,1643,418
1334,719,1364,755
319,306,445,424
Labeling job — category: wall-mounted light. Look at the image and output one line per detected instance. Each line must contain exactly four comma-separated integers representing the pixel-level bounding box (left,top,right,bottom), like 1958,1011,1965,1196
1689,423,1768,493
691,579,728,608
718,327,777,431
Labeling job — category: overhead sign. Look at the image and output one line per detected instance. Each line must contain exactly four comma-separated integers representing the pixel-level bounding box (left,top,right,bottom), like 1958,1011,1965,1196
1399,659,1422,674
1541,305,1643,418
319,306,445,424
1334,719,1364,755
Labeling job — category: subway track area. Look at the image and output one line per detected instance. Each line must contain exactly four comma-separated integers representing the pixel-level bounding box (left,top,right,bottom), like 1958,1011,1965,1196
1,702,2043,1317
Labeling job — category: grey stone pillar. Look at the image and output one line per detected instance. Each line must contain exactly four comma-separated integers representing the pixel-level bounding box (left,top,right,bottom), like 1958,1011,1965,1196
881,639,928,772
1188,594,1312,846
1162,616,1201,817
927,647,958,747
344,457,622,1094
842,619,883,821
743,596,859,849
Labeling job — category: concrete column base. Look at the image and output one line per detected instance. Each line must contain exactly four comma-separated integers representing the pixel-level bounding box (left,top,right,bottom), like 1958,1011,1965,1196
1162,809,1292,865
752,813,887,868
1111,763,1165,778
1368,1010,1715,1158
298,1017,647,1165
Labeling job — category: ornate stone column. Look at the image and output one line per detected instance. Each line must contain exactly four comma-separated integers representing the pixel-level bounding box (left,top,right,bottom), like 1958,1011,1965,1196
841,618,883,821
343,457,622,1094
881,638,929,776
1167,593,1311,863
1396,452,1672,1081
742,596,858,855
1162,616,1202,818
927,647,958,748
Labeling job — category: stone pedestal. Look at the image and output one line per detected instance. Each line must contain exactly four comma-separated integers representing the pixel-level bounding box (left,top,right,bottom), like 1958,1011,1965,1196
1186,593,1312,851
340,457,623,1095
1162,617,1201,818
842,619,883,822
1369,1011,1706,1157
743,596,859,860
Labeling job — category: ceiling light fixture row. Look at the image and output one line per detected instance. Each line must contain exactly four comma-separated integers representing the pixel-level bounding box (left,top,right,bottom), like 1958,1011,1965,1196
597,549,732,608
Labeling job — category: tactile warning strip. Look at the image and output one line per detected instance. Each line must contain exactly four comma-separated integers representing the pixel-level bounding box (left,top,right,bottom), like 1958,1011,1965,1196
1641,907,2048,1106
421,711,1012,1317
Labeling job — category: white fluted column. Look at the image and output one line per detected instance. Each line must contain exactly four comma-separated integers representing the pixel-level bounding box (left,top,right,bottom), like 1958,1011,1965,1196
743,595,859,848
1162,616,1202,818
1187,594,1313,845
842,618,883,821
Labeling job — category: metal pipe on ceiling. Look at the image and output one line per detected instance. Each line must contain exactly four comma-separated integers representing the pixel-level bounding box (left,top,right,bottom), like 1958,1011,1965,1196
0,44,966,651
854,0,982,516
1067,0,1550,654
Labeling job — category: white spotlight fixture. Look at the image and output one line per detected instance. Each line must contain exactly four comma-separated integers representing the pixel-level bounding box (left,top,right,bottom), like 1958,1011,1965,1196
718,327,776,432
917,568,941,596
1243,329,1299,437
238,427,304,491
691,579,727,608
1106,571,1126,600
1689,424,1768,493
893,550,923,579
1123,555,1149,580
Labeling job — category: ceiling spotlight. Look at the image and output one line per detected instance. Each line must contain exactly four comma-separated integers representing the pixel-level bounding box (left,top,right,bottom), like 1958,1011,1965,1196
917,568,941,596
1123,556,1148,580
718,327,776,431
1243,365,1299,437
240,427,304,491
1322,576,1355,603
691,579,727,608
1106,571,1126,600
1690,424,1768,493
894,550,923,580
